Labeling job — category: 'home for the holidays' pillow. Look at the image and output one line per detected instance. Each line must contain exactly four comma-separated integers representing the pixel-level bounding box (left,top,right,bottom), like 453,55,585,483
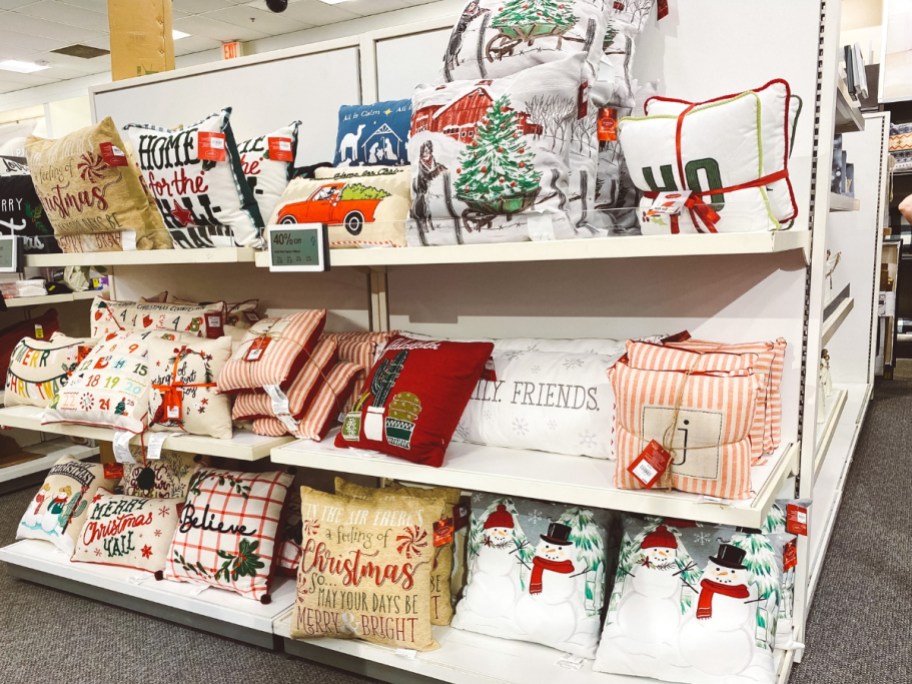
147,333,233,439
165,467,293,601
5,332,93,408
609,360,758,499
25,117,172,253
335,336,494,467
123,108,264,249
290,486,446,650
71,490,183,574
238,122,300,225
595,516,781,684
0,155,60,253
454,348,624,459
452,492,612,658
441,0,607,82
43,331,152,435
17,456,119,555
408,56,587,246
333,100,412,168
273,166,410,248
121,451,199,499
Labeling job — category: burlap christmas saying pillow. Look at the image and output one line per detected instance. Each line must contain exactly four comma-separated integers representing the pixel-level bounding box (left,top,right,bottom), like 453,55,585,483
291,486,447,651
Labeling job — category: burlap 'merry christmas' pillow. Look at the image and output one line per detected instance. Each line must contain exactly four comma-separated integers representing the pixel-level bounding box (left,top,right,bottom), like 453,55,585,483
25,117,172,253
451,492,612,658
290,486,446,651
408,56,589,245
595,516,782,684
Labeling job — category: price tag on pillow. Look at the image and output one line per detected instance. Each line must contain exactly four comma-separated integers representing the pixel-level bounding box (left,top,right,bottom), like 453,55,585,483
147,432,169,460
453,503,470,532
34,324,44,339
577,81,589,118
598,107,618,142
433,517,454,547
268,137,294,162
657,0,669,20
628,439,672,488
245,336,271,362
648,191,691,216
205,314,224,339
161,388,183,421
786,502,809,536
783,538,798,571
198,131,227,162
264,384,291,417
112,430,136,464
104,463,124,480
99,142,128,167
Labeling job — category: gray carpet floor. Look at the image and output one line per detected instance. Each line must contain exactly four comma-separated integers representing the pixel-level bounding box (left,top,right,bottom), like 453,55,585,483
0,381,909,683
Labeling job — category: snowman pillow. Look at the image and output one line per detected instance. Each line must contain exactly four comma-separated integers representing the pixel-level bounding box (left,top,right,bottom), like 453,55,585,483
451,492,613,659
595,515,783,684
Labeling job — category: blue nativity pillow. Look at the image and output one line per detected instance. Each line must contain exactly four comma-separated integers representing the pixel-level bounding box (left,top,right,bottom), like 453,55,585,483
333,99,411,167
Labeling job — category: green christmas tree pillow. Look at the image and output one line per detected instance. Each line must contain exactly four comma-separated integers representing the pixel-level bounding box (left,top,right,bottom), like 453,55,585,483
451,492,614,658
595,515,783,684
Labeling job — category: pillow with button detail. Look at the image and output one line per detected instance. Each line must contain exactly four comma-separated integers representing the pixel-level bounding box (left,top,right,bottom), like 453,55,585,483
121,450,200,499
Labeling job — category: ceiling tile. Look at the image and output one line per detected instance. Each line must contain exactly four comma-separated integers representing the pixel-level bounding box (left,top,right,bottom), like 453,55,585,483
0,28,65,51
174,0,234,13
343,0,410,17
2,12,107,42
18,0,110,31
59,0,108,10
0,0,42,8
204,5,310,33
174,13,270,40
276,0,361,24
174,34,223,55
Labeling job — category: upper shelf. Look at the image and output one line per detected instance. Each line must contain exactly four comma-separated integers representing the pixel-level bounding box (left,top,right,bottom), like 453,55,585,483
0,405,291,461
3,290,106,309
829,193,860,212
24,247,258,268
835,76,865,134
270,431,800,528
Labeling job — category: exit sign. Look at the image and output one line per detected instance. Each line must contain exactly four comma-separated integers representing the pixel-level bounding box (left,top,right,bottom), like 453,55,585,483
223,41,243,60
267,224,329,272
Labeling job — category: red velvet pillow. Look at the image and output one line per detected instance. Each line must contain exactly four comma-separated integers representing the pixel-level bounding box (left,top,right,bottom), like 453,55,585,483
0,308,59,382
334,336,493,467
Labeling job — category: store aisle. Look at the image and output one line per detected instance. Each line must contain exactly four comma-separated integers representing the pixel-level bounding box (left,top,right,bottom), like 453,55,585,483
0,379,909,684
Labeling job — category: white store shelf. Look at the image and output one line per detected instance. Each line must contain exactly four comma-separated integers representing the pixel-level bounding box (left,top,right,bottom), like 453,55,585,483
3,290,107,308
814,387,848,477
254,231,810,269
0,438,97,485
0,405,291,461
270,432,799,529
808,382,872,601
0,539,294,635
275,610,793,684
821,297,854,345
24,248,258,268
828,193,860,211
834,76,865,134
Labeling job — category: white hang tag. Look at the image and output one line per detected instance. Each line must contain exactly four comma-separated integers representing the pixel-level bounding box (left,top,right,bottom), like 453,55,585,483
526,212,555,241
120,230,138,251
394,649,417,660
556,654,584,670
648,190,691,216
147,432,170,461
112,431,136,464
263,384,291,417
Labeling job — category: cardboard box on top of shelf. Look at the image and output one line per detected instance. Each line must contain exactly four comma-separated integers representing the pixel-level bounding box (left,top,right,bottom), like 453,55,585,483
107,0,175,81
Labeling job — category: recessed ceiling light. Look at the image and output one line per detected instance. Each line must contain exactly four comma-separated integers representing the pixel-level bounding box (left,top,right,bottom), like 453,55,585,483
173,30,191,40
0,60,49,74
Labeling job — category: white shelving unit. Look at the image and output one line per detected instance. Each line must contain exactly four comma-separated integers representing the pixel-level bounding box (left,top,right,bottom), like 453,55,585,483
3,290,107,309
0,438,97,488
24,247,257,268
828,193,860,212
813,387,848,477
821,296,855,345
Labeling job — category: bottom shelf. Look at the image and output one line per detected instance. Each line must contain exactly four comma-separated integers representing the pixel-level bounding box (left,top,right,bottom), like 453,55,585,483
0,438,97,486
275,611,794,684
0,539,295,647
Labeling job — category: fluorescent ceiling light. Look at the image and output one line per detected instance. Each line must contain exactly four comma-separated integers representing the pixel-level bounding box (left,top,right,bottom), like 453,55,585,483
0,60,49,74
317,0,353,4
173,30,191,40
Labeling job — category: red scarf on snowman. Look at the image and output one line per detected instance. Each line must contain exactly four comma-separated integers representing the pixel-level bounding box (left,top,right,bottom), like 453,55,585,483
529,557,574,594
696,578,750,619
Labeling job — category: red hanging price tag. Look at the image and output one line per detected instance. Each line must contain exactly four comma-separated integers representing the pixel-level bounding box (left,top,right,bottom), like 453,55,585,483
597,107,618,142
481,356,497,382
104,463,124,480
577,81,590,118
783,538,798,571
163,388,183,421
99,141,129,167
433,518,455,547
198,131,227,162
786,503,809,536
245,336,271,362
657,0,669,20
205,313,224,339
268,136,294,162
628,439,672,488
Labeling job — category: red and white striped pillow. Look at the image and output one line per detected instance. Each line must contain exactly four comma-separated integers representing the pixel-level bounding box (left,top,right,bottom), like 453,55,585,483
217,310,326,393
609,360,759,500
323,331,396,413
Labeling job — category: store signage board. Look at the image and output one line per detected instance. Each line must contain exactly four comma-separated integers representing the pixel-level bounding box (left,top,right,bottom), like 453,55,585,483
0,236,22,273
267,224,330,272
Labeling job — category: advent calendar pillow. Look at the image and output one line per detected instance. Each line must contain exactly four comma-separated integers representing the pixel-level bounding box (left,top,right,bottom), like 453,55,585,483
217,310,327,393
335,336,493,467
72,490,183,574
25,117,172,253
408,56,587,245
273,167,410,248
5,333,93,408
43,331,152,434
147,333,233,439
452,492,611,658
17,456,119,555
441,0,607,82
595,516,781,684
454,349,624,458
123,108,264,249
165,467,293,601
333,100,411,167
323,330,396,413
609,360,758,499
238,122,300,224
290,486,446,650
121,451,199,499
335,477,462,626
90,296,135,338
131,300,227,338
0,155,60,253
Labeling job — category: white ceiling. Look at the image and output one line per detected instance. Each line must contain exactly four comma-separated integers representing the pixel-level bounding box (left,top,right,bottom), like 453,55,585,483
0,0,441,94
